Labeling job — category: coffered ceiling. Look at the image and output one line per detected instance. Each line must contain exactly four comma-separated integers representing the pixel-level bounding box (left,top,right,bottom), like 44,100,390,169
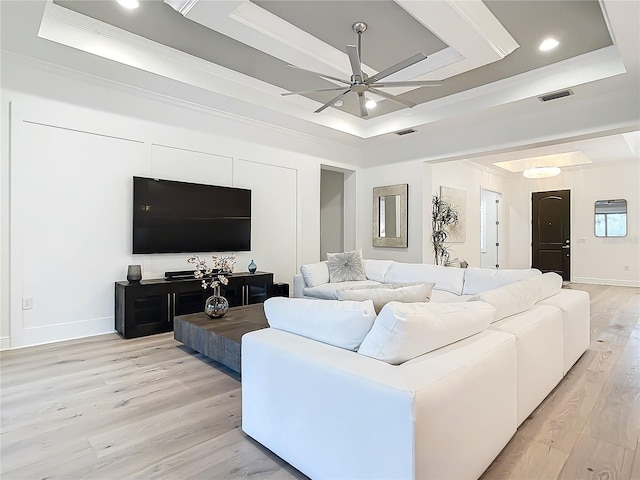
1,0,638,168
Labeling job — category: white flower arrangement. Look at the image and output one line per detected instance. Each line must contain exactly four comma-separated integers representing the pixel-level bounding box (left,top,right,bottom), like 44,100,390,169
187,254,236,290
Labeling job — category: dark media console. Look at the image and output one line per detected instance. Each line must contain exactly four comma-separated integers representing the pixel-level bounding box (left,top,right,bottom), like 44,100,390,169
115,271,278,339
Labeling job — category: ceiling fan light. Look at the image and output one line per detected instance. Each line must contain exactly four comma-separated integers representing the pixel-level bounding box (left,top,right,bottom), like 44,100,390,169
287,21,436,118
523,166,561,179
117,0,140,9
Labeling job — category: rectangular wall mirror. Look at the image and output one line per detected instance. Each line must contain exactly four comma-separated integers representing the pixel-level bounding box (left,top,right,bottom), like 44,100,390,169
595,199,627,237
373,184,408,247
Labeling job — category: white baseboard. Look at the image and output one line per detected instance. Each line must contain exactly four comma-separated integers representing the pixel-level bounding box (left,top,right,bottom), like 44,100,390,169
0,336,10,351
10,317,116,350
572,276,640,288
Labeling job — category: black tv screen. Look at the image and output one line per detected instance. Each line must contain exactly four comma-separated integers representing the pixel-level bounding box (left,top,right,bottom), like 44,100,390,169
133,176,251,254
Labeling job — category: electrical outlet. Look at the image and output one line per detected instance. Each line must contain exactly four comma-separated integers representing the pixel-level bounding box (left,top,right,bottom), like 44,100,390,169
22,297,33,310
624,266,630,271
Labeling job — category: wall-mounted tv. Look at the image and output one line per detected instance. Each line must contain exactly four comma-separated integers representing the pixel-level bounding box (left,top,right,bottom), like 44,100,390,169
133,176,251,254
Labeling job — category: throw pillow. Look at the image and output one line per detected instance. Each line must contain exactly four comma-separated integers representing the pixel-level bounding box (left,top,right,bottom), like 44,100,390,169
337,282,435,313
537,272,563,301
300,261,330,287
327,250,367,283
462,267,542,295
263,297,376,351
470,276,541,322
363,259,394,283
384,262,466,295
358,301,496,365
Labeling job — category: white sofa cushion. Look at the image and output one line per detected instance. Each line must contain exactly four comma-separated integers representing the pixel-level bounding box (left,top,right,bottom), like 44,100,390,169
303,280,382,300
363,259,394,282
263,297,376,351
337,282,435,313
537,272,563,300
470,277,541,322
462,267,542,295
384,262,465,295
489,304,563,425
327,250,367,283
357,301,496,365
300,261,329,287
539,288,590,375
430,290,474,303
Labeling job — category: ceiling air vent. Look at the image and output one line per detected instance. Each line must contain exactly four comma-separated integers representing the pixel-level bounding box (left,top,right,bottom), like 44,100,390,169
396,129,417,136
538,89,573,102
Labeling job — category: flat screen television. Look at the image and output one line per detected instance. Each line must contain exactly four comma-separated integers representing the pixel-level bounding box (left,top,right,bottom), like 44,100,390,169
133,176,251,254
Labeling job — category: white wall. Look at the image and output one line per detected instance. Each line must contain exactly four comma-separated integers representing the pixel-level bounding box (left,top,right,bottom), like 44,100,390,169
320,169,344,260
1,56,359,348
358,160,432,263
357,159,507,266
431,162,506,267
0,91,10,350
506,161,640,286
233,159,297,281
343,170,358,252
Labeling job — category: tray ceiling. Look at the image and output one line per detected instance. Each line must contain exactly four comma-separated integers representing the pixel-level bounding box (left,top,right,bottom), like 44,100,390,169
34,0,626,139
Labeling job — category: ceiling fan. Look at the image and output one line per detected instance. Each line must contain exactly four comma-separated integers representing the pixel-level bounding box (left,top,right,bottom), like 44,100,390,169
282,21,441,117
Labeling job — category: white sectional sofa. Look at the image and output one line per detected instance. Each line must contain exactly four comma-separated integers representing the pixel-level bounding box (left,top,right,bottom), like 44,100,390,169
242,260,590,480
293,259,542,302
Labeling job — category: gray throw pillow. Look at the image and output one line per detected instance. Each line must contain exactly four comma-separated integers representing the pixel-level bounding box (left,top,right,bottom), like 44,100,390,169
327,250,367,283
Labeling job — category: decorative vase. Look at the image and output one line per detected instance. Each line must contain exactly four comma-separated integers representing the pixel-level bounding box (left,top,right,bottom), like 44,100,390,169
248,259,257,274
126,265,142,283
204,285,229,318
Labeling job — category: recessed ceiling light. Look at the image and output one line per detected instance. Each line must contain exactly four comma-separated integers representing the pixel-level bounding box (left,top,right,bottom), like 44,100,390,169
366,100,377,109
523,166,561,179
333,99,344,107
539,38,559,51
117,0,140,9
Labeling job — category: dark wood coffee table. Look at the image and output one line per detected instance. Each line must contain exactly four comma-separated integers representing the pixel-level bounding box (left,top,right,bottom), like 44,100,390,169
174,304,268,374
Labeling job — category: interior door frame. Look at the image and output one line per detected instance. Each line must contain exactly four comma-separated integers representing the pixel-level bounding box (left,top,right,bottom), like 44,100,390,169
529,187,573,281
480,187,503,269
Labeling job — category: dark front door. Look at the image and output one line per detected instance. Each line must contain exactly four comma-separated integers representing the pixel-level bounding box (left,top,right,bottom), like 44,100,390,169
532,190,571,281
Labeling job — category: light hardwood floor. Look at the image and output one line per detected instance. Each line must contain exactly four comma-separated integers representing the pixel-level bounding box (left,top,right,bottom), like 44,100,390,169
1,284,638,480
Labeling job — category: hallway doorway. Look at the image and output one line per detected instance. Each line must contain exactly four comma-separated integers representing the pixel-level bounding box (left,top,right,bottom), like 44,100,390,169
320,169,344,260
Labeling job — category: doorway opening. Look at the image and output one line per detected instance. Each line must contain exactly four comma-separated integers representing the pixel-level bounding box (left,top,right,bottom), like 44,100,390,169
320,169,344,260
531,189,571,281
480,189,501,269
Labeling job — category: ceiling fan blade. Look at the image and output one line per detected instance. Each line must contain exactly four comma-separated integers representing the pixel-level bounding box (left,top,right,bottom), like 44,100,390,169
358,92,368,117
347,45,363,80
287,65,351,85
366,53,428,84
314,89,351,114
368,87,416,108
282,87,353,96
369,80,441,88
